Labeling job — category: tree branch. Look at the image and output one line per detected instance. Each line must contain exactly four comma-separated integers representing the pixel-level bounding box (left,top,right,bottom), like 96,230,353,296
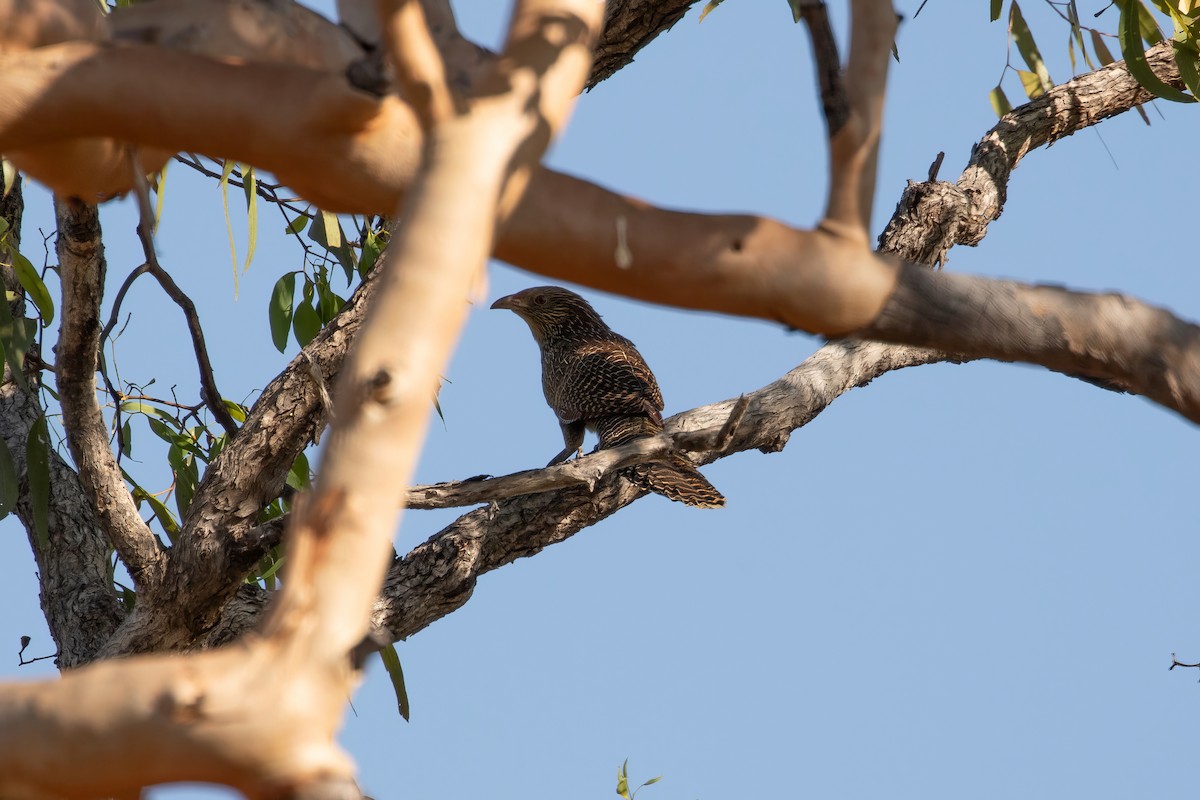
0,177,124,668
54,197,168,592
404,396,747,510
127,155,240,437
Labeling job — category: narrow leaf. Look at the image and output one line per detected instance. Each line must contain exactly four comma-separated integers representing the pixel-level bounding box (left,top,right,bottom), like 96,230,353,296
285,215,309,236
219,159,240,291
378,643,411,721
242,167,258,273
1172,39,1200,97
26,415,51,550
1068,1,1096,70
321,210,342,250
1010,2,1054,92
292,300,322,347
0,437,18,519
12,252,54,326
989,85,1013,116
308,213,356,284
991,0,1003,21
153,161,168,232
1135,0,1164,45
1117,0,1194,100
786,0,803,23
268,273,296,353
286,451,311,491
1016,68,1045,99
1091,29,1117,65
0,297,31,392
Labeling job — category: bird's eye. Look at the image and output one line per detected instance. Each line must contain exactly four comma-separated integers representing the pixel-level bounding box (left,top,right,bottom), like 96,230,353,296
533,294,547,305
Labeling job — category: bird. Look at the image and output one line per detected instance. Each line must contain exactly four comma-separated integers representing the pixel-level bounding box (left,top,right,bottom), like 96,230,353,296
490,285,724,508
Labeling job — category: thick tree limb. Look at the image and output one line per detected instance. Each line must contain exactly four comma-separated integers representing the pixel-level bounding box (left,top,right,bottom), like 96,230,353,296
587,0,703,90
0,178,123,668
370,339,949,641
0,0,602,796
54,198,168,591
108,4,1200,654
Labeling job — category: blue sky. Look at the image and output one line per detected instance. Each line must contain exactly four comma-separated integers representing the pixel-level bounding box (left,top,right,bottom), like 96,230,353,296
2,1,1199,798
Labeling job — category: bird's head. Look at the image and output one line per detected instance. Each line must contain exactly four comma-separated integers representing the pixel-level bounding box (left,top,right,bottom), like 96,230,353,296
491,286,608,343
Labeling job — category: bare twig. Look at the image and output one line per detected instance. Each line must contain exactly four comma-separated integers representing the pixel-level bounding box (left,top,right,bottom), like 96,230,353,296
128,150,239,438
798,1,849,135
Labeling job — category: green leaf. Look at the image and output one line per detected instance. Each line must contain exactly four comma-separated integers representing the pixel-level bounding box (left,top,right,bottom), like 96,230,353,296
991,0,1003,22
0,436,18,519
292,300,322,347
616,760,630,799
168,444,198,516
121,418,134,456
286,451,311,491
26,415,51,550
131,483,181,542
12,251,54,326
269,273,296,353
786,0,803,23
643,776,662,787
378,643,411,721
284,215,309,236
1067,2,1096,70
1135,0,1164,46
989,85,1013,116
308,213,356,284
0,297,33,392
1117,0,1194,101
242,167,258,273
1173,39,1200,97
1010,2,1054,93
222,399,248,424
219,159,240,292
316,281,344,324
698,0,724,23
1016,68,1046,99
358,227,383,278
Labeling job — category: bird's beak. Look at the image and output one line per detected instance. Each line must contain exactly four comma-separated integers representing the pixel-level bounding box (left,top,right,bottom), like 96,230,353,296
490,294,518,311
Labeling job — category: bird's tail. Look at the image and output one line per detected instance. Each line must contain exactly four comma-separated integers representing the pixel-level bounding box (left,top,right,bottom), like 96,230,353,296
626,456,725,509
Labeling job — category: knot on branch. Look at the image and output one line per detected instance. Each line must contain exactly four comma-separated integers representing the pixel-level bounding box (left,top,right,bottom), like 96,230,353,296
878,178,969,268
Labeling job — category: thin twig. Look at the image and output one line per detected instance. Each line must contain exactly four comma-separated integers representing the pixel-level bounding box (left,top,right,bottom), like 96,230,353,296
798,0,849,136
128,149,240,437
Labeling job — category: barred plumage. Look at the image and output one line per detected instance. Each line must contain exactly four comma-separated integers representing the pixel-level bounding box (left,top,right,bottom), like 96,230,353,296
491,286,724,509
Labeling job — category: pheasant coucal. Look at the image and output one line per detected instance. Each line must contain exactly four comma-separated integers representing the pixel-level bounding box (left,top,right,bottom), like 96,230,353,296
491,286,724,508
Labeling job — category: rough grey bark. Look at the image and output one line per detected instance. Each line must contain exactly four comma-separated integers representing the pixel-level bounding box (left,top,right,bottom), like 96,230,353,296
1,179,124,668
878,40,1184,267
587,0,703,89
5,4,1194,661
55,199,166,590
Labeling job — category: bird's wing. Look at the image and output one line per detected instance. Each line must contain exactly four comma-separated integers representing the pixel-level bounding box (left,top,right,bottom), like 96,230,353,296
550,338,664,425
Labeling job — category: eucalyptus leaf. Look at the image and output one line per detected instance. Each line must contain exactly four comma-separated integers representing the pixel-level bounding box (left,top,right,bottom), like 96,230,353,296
269,273,296,353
